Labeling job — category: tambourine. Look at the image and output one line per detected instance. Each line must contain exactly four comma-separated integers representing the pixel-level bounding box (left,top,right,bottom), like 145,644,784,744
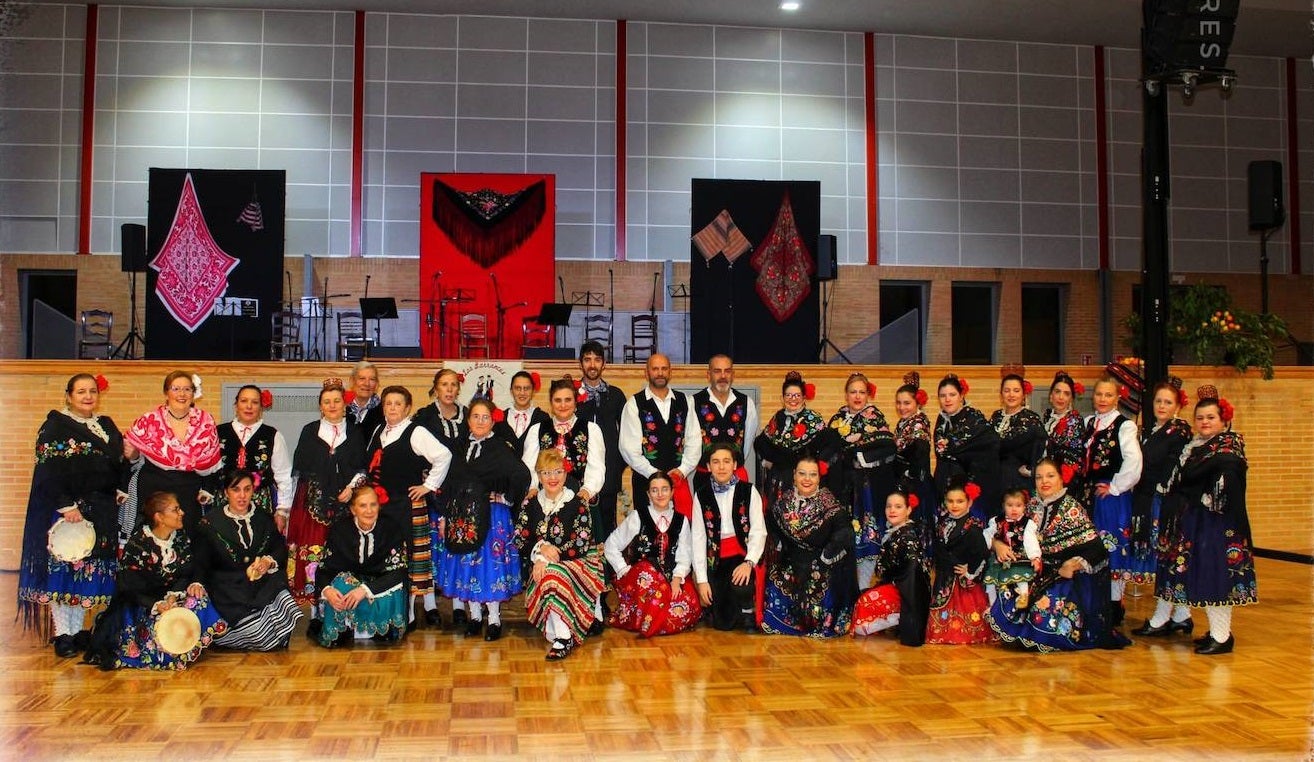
48,518,96,563
153,605,202,655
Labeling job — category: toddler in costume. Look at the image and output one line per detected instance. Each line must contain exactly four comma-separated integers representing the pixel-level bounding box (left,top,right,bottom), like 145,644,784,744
984,489,1041,607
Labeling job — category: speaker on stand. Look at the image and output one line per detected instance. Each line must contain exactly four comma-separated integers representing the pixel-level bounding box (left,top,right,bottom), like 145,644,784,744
1248,160,1285,315
114,223,148,359
814,234,849,363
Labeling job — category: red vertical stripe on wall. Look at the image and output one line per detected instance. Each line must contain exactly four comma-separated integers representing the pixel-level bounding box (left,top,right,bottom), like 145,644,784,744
350,10,365,258
615,20,627,262
1286,57,1302,275
864,32,877,265
1094,45,1110,271
77,5,98,255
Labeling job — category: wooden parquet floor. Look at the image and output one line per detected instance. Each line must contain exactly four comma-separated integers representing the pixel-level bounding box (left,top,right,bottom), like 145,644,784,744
1,558,1310,761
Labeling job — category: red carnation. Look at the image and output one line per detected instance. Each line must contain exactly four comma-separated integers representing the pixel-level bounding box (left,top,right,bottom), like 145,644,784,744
734,466,749,482
94,374,109,392
373,485,390,505
572,378,582,390
792,423,806,438
804,383,816,400
1177,390,1189,408
817,461,829,476
959,379,971,396
914,389,928,407
492,408,506,423
1023,380,1034,395
577,390,588,404
908,494,919,509
1218,399,1234,422
260,389,274,408
344,390,356,405
866,382,877,396
964,482,981,502
1073,382,1085,396
530,372,541,391
1060,463,1077,485
1119,386,1130,400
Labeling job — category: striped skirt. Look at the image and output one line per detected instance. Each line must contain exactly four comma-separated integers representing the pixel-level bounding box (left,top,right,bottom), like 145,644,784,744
410,498,434,593
212,590,302,651
525,549,606,641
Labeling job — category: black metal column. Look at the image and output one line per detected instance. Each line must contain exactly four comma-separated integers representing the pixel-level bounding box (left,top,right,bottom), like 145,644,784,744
1140,79,1171,392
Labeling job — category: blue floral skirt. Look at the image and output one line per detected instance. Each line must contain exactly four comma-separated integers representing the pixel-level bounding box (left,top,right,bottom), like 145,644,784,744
988,573,1105,652
114,593,226,670
1122,494,1162,584
1092,487,1133,576
435,500,523,602
319,573,406,644
28,556,117,609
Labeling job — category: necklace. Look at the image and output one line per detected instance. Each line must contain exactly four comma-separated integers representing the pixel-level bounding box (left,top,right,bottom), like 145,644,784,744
166,407,190,421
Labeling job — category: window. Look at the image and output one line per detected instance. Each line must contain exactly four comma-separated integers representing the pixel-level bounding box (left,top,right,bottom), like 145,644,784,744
951,282,997,364
1021,284,1065,364
879,281,928,364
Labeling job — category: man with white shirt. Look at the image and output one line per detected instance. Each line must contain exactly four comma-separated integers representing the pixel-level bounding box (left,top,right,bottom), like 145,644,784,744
619,352,702,512
690,443,766,631
691,354,758,469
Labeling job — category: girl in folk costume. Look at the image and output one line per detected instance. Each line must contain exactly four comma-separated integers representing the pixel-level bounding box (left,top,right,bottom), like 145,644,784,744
1143,387,1256,655
826,372,898,588
515,449,607,660
991,366,1046,495
983,489,1042,607
893,372,936,549
690,443,767,632
1128,379,1194,632
852,491,931,646
762,456,856,638
124,370,223,536
365,385,452,629
84,491,226,670
19,373,131,656
287,379,367,642
754,371,830,506
436,398,531,641
195,471,301,651
932,374,1001,522
520,377,607,526
1042,371,1087,494
988,459,1128,652
217,385,293,522
604,471,703,637
925,479,994,645
495,370,551,455
314,486,408,647
1083,374,1142,627
415,368,469,447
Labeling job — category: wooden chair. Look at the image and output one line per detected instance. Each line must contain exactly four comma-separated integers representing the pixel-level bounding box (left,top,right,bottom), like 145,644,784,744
623,313,658,364
78,309,114,359
336,311,371,361
583,313,613,362
521,317,554,353
270,310,304,361
459,313,490,358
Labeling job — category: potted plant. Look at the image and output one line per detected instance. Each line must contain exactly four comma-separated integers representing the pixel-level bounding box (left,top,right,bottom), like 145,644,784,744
1122,284,1287,379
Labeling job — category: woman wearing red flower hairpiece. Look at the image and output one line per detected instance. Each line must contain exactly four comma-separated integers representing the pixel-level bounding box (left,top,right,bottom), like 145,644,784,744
1042,371,1086,495
754,371,830,507
827,372,897,588
415,368,469,448
494,370,551,456
1148,386,1256,655
925,477,993,645
991,370,1045,496
217,386,294,525
852,490,930,645
932,374,1000,523
893,373,936,549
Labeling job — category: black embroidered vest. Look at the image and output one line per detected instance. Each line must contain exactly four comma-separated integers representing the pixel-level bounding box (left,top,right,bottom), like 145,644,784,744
633,391,689,472
1085,413,1126,481
693,476,753,572
622,508,685,578
693,389,749,451
535,418,591,473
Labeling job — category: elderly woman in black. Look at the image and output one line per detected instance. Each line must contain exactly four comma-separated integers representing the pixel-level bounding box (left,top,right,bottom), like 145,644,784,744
195,470,302,651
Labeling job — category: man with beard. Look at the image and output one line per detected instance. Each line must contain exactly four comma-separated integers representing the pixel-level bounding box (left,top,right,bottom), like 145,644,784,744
691,354,758,469
576,340,627,544
619,353,702,512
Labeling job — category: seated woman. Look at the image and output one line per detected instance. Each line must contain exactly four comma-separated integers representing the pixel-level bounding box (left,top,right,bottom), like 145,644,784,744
515,450,607,660
604,471,702,637
314,486,408,648
762,456,856,638
690,443,766,632
852,490,930,646
988,458,1128,652
84,491,225,670
195,471,302,651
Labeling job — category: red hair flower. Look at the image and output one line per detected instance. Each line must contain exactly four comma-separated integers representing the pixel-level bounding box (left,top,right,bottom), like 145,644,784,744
1177,389,1189,408
373,485,390,505
734,465,749,482
964,482,981,502
456,373,466,383
1218,398,1235,423
577,389,588,404
530,372,541,391
94,374,109,392
1023,380,1034,395
492,408,506,423
1060,463,1077,485
804,383,816,401
914,389,928,407
260,389,274,408
572,378,582,389
1118,386,1130,400
959,379,971,396
343,390,356,405
817,460,829,476
866,382,877,396
1072,381,1086,396
907,494,919,509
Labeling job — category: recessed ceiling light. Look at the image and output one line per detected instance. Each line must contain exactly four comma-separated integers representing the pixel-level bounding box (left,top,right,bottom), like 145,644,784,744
780,1,801,11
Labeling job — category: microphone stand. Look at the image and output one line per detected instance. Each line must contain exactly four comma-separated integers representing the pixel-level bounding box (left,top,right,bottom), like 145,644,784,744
316,277,351,361
490,272,526,358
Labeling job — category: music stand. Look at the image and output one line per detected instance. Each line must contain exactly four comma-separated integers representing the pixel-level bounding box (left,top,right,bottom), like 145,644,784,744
532,302,571,346
360,297,398,356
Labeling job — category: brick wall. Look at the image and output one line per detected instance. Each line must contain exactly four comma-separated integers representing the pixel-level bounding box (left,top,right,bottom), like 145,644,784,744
1,360,1309,569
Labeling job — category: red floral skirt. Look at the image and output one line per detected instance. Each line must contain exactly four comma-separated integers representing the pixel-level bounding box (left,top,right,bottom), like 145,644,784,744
608,560,702,638
925,580,994,644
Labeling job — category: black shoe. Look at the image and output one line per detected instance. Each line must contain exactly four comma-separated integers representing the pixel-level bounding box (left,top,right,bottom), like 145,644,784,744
1167,618,1194,636
545,637,576,661
452,609,468,629
586,619,605,637
306,618,323,640
1111,600,1126,627
1133,619,1172,637
322,631,353,649
1194,633,1212,647
465,618,483,637
1194,634,1234,655
484,623,503,642
424,609,443,628
52,634,78,658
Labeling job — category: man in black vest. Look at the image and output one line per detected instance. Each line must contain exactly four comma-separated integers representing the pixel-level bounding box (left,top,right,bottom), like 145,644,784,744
575,340,627,541
619,352,702,512
691,354,759,468
690,443,765,631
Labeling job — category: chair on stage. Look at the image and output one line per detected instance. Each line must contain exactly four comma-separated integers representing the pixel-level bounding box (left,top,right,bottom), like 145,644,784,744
521,317,553,354
459,313,490,358
270,310,304,361
336,311,372,362
583,313,612,362
78,309,114,360
623,313,657,364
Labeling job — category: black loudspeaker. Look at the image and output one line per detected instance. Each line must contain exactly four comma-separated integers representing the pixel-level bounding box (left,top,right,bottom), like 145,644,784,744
120,223,148,272
1248,160,1285,231
817,234,838,281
